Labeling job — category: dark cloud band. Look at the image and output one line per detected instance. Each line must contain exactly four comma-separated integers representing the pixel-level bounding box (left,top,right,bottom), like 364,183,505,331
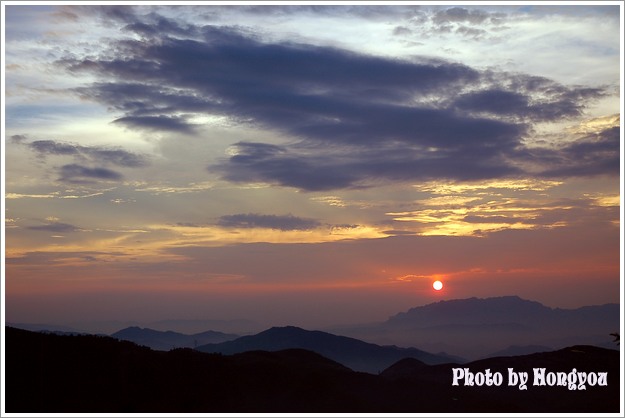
56,13,615,191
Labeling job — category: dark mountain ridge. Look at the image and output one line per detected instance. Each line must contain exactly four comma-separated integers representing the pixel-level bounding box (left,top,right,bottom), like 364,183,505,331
5,326,619,413
196,325,459,373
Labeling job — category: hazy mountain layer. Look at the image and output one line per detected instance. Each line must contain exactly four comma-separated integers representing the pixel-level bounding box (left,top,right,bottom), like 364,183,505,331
111,326,238,351
196,325,460,373
331,296,619,359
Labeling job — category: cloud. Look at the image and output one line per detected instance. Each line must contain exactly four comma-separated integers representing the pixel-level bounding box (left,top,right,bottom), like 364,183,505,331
113,115,195,133
421,7,510,39
389,7,511,41
27,222,79,233
82,4,140,25
455,26,488,39
55,16,613,191
27,140,147,184
10,134,27,143
58,164,123,184
536,126,620,177
452,86,602,121
30,140,80,156
176,222,201,228
217,213,322,231
212,138,526,191
160,218,618,286
433,7,504,26
86,148,148,167
392,26,413,36
122,14,201,38
6,250,128,264
213,142,360,191
28,139,148,167
463,215,518,224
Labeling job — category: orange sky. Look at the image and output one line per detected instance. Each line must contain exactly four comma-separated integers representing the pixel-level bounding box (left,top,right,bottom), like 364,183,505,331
2,4,622,332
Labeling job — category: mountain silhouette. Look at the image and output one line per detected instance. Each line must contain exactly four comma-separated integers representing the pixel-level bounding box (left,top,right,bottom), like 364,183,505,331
111,326,238,351
195,325,459,373
6,326,619,412
333,296,620,359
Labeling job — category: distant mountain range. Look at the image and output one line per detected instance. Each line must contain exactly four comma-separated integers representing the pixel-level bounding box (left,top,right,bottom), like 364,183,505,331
6,318,262,335
146,318,261,335
6,322,88,334
195,326,461,373
6,326,619,413
111,326,238,351
9,322,461,372
7,295,620,360
331,296,620,359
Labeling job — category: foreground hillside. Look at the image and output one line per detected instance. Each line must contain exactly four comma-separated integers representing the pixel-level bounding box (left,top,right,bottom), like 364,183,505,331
5,327,620,413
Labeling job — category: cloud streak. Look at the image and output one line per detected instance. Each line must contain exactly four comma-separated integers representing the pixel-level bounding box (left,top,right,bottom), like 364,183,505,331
217,213,322,231
28,140,148,167
27,222,80,233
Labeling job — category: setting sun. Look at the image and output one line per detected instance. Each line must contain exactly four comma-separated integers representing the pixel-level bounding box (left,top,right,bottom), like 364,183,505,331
433,280,443,291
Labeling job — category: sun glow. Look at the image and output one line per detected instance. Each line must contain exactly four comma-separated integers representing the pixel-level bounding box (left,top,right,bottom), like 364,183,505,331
432,280,443,291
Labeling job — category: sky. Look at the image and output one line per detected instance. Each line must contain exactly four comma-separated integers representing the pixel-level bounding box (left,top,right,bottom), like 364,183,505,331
2,3,623,332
